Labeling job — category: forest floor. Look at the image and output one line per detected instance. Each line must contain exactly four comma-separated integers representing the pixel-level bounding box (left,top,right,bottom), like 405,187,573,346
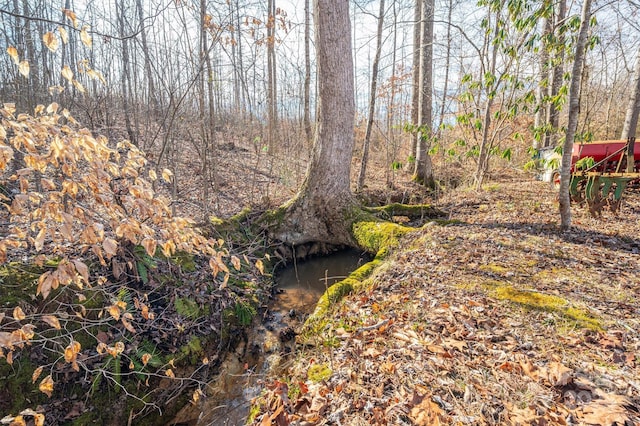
249,175,640,425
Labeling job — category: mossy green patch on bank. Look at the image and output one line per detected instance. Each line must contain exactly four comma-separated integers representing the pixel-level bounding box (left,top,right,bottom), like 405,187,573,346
310,258,381,321
352,221,412,256
301,218,417,340
307,364,332,382
479,263,510,275
494,285,602,331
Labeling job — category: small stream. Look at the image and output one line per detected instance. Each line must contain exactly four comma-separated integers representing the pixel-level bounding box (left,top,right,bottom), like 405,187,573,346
172,249,370,425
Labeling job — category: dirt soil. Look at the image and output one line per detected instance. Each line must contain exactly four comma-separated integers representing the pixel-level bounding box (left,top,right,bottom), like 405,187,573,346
249,175,640,425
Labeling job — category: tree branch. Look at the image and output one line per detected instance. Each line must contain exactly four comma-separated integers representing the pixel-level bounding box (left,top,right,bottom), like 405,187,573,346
0,8,142,41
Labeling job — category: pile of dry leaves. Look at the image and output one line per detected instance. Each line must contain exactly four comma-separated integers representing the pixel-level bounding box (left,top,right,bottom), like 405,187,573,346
250,176,640,425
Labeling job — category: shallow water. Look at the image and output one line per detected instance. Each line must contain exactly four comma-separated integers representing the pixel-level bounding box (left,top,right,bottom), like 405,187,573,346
173,249,370,425
274,249,370,313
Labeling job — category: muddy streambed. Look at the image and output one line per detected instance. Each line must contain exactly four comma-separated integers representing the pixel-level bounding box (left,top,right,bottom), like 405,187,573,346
172,249,370,425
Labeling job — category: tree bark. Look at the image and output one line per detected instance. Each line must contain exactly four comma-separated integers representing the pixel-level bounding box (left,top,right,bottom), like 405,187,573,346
410,0,421,161
474,7,499,189
546,0,566,148
269,0,356,247
116,0,136,145
267,0,278,150
533,14,552,149
303,0,312,145
559,0,591,231
357,0,385,192
413,0,435,188
437,0,453,137
621,44,640,139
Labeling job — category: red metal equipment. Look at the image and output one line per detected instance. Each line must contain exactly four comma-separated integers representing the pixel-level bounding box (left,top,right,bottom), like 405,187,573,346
567,138,639,216
571,139,640,173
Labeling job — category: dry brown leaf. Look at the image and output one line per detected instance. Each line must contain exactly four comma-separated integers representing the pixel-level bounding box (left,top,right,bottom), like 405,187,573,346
231,255,241,270
141,353,152,366
42,315,61,330
72,260,89,284
12,306,26,321
545,361,572,387
80,27,92,47
519,359,540,381
32,366,44,383
42,32,59,52
63,9,78,28
18,60,29,77
39,375,54,397
58,26,69,43
61,65,73,82
7,46,19,64
409,391,442,426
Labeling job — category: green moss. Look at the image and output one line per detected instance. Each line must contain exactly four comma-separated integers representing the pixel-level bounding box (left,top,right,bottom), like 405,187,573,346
479,263,510,275
0,357,45,414
174,297,207,320
229,206,253,223
0,262,43,306
494,286,602,330
352,221,412,256
209,216,224,226
170,251,196,272
316,259,379,316
307,364,332,382
247,401,262,424
179,337,204,364
260,200,293,228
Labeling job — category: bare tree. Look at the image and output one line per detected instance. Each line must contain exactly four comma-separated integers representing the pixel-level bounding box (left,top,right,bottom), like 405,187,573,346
116,0,136,144
621,44,640,139
414,0,435,188
266,0,278,150
533,10,552,149
410,0,421,161
559,0,592,231
545,0,566,148
303,0,312,144
357,0,385,192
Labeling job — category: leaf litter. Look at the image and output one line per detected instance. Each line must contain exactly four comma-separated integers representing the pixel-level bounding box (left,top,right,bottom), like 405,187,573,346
250,177,640,425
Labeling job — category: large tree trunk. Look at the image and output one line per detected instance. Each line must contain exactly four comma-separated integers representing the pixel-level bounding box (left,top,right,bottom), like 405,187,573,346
269,0,356,247
559,0,591,231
